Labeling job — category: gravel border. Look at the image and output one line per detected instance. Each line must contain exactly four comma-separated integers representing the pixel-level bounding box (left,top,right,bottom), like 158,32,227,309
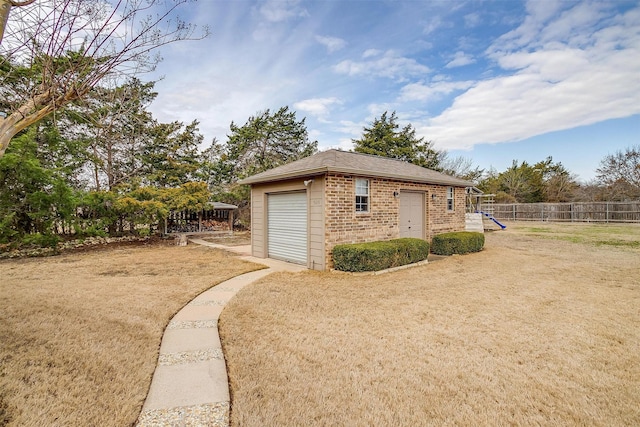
158,349,224,366
136,402,229,427
166,320,218,330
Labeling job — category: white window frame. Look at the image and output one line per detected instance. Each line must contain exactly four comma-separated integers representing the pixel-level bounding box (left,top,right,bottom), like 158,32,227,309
355,178,370,213
447,187,454,211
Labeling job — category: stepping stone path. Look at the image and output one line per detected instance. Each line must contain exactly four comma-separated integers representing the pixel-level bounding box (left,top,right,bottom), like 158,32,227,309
136,240,305,426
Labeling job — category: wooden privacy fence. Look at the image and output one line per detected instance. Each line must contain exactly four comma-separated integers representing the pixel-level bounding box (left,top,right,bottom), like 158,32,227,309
492,202,640,223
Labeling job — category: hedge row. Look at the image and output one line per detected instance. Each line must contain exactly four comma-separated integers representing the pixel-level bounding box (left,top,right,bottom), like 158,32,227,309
332,238,430,272
431,231,485,255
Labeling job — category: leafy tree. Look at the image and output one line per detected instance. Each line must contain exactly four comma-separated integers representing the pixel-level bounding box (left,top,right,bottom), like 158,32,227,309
143,120,204,187
477,168,502,199
164,181,211,212
0,125,78,241
112,182,210,234
477,157,577,203
114,186,168,235
496,161,540,202
66,79,204,190
352,111,444,169
68,78,157,190
0,0,207,158
197,137,226,189
596,146,640,201
221,106,318,182
75,190,119,236
202,107,316,227
535,157,578,202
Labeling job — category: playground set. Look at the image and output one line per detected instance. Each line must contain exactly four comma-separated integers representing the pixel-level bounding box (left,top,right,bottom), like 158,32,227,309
466,188,507,231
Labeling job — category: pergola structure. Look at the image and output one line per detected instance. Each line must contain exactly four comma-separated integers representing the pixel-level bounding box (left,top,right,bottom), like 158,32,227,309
163,202,238,235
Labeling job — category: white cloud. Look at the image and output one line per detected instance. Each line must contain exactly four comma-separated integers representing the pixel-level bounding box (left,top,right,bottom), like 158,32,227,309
315,35,346,53
314,123,357,152
489,0,565,55
496,48,589,80
362,48,382,58
366,103,396,119
399,80,475,102
334,138,355,151
144,0,639,159
337,120,365,138
445,51,476,68
252,0,309,41
334,50,430,81
149,46,305,147
308,128,323,142
418,1,640,150
526,0,564,23
464,12,481,28
257,0,308,23
422,16,442,35
294,97,342,120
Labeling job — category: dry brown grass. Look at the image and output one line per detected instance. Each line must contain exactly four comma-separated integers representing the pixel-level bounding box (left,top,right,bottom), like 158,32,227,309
203,231,251,247
220,222,640,426
0,243,260,427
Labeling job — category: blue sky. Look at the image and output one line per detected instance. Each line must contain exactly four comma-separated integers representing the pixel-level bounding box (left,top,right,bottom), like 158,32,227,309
148,0,640,182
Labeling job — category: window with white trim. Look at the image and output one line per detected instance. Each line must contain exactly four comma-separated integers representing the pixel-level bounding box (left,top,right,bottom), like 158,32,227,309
355,178,369,212
447,187,454,211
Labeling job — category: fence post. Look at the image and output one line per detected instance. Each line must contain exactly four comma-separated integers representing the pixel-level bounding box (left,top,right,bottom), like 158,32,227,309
606,202,609,223
570,203,573,222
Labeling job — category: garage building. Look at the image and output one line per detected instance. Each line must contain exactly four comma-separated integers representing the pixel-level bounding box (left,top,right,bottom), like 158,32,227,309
238,149,472,271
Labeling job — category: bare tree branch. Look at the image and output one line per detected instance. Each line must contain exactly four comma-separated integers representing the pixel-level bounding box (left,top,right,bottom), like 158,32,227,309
0,0,208,158
596,146,640,201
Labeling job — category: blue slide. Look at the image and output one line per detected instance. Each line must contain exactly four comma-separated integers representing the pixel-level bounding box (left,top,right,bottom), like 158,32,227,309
478,211,507,229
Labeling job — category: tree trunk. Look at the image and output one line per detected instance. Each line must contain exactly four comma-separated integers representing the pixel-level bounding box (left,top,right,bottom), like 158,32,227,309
93,145,101,191
0,1,10,45
0,90,56,158
106,142,114,190
0,0,36,45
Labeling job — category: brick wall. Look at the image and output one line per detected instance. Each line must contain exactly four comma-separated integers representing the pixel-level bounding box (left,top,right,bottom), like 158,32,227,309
427,183,467,237
324,173,465,269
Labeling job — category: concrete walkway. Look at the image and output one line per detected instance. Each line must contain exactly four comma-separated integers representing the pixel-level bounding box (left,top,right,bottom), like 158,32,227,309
136,239,305,426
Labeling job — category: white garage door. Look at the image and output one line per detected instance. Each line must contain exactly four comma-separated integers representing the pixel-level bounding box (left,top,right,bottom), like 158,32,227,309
267,192,307,264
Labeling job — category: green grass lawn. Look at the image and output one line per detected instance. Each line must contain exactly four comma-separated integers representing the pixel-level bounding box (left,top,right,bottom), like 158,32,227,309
512,222,640,248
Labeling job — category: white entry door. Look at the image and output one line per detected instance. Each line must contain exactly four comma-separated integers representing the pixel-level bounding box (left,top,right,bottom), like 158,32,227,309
267,192,308,264
399,192,424,239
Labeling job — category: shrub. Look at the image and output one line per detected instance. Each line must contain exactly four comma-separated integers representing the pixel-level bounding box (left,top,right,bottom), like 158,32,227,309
20,233,60,249
73,224,108,238
0,212,19,244
431,231,484,255
332,238,429,272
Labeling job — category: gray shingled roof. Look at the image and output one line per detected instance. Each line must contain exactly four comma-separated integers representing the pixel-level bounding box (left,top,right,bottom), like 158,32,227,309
238,149,473,187
208,202,238,210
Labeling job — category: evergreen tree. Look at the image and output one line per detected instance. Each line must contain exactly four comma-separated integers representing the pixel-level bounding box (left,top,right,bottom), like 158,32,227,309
201,106,317,227
67,78,157,190
352,111,444,170
477,157,578,203
0,124,79,241
142,120,204,187
220,106,318,183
